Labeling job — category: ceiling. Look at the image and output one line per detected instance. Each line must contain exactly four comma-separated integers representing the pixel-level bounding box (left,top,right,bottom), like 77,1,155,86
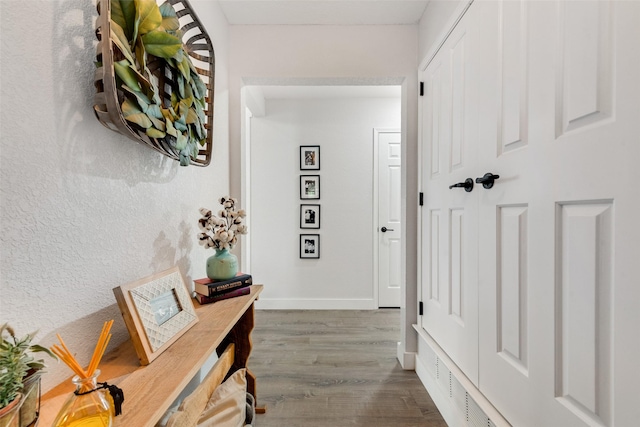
218,0,431,26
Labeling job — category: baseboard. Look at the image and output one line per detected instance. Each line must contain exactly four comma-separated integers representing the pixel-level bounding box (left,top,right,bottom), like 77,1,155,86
255,298,377,310
413,324,511,427
396,342,416,370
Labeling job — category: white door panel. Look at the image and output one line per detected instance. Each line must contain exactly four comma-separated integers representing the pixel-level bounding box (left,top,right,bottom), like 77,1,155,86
378,130,402,308
420,5,479,385
477,1,640,426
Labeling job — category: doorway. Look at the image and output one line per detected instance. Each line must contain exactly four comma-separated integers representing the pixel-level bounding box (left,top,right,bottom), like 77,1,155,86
242,84,403,310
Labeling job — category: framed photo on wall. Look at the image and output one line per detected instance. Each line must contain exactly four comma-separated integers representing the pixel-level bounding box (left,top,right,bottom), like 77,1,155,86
300,204,321,229
300,175,320,199
300,234,320,259
300,145,320,170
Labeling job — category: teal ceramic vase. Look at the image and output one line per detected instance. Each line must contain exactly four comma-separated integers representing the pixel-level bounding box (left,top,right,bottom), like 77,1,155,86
206,248,238,280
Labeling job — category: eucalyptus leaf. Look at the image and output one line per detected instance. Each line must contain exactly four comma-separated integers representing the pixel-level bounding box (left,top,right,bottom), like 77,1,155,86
178,55,190,80
159,2,177,19
178,101,190,120
162,107,178,122
159,2,180,33
193,73,207,98
146,127,166,138
174,117,187,132
191,117,204,140
148,115,165,131
141,31,182,59
177,74,185,99
122,98,152,128
135,42,147,73
134,0,162,40
175,131,188,150
186,107,198,125
173,48,184,64
182,84,194,107
114,61,141,91
110,21,135,65
146,104,163,119
179,150,191,166
111,0,136,40
165,116,178,137
171,91,179,111
121,84,150,112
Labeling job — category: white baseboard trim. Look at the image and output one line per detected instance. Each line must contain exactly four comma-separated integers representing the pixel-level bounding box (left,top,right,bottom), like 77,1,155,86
255,298,377,310
396,342,416,370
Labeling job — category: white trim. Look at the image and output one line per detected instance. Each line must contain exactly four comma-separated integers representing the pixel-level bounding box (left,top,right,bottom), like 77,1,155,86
396,342,416,370
255,298,377,310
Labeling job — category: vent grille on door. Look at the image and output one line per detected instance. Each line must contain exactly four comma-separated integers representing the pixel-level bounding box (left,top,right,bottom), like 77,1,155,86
422,343,504,426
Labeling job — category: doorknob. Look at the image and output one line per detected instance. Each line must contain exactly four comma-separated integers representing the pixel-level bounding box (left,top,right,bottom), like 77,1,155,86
449,178,474,192
381,227,395,233
475,173,500,189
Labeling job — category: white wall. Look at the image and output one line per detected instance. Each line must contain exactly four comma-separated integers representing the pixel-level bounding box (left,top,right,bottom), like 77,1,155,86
250,96,401,308
0,0,230,393
418,0,469,67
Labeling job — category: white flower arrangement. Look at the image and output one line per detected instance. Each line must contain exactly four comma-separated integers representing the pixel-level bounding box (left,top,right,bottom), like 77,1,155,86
198,197,247,251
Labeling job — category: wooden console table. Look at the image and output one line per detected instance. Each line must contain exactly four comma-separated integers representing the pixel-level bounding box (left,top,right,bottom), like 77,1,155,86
39,285,263,427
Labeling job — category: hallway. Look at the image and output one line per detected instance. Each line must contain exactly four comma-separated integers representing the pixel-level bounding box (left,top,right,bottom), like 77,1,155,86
252,309,447,426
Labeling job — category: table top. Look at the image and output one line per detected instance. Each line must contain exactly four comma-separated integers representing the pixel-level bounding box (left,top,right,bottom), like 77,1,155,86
39,285,263,427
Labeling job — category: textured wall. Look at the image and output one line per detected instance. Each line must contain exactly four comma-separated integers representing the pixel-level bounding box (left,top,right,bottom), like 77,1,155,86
0,0,230,392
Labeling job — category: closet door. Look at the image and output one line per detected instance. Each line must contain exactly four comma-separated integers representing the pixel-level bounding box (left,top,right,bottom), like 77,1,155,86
419,5,480,385
477,1,640,426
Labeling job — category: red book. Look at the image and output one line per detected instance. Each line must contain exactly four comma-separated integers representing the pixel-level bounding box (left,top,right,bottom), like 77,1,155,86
194,273,252,297
194,286,251,304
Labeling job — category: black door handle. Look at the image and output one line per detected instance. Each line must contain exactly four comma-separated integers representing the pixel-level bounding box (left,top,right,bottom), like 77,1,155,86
449,178,474,192
381,227,395,232
475,173,500,189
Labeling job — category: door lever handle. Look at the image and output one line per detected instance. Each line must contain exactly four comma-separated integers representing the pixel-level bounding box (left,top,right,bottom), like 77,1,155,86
381,227,394,233
475,173,500,189
449,178,474,192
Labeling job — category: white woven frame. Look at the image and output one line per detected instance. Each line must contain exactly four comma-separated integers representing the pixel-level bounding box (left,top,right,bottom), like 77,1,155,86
114,266,199,365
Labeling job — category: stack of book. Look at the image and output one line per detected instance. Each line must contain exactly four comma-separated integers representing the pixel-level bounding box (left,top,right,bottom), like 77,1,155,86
193,273,253,304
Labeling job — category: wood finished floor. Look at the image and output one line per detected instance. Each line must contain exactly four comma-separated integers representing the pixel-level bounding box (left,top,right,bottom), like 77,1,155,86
250,309,447,427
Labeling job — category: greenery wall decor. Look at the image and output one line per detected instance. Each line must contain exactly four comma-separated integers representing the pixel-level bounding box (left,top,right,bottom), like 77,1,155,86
93,0,215,166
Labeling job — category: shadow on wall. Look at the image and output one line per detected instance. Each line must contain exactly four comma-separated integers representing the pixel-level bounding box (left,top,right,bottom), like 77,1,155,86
150,221,195,285
39,303,128,392
52,0,178,186
40,220,196,391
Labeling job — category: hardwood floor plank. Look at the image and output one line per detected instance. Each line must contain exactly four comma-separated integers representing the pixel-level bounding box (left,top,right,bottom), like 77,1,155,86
251,309,447,426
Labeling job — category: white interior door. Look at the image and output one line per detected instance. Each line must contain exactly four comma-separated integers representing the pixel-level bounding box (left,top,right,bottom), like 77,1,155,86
419,6,480,385
473,1,640,426
377,129,402,308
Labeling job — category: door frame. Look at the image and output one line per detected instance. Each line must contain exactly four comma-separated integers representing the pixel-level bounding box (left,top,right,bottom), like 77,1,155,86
373,128,402,308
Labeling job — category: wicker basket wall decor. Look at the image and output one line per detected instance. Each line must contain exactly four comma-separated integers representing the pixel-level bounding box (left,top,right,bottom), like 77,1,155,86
93,0,215,166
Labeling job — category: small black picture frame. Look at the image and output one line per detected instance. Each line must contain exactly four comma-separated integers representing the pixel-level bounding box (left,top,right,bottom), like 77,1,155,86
300,204,321,229
300,234,320,259
300,145,320,170
300,175,320,199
